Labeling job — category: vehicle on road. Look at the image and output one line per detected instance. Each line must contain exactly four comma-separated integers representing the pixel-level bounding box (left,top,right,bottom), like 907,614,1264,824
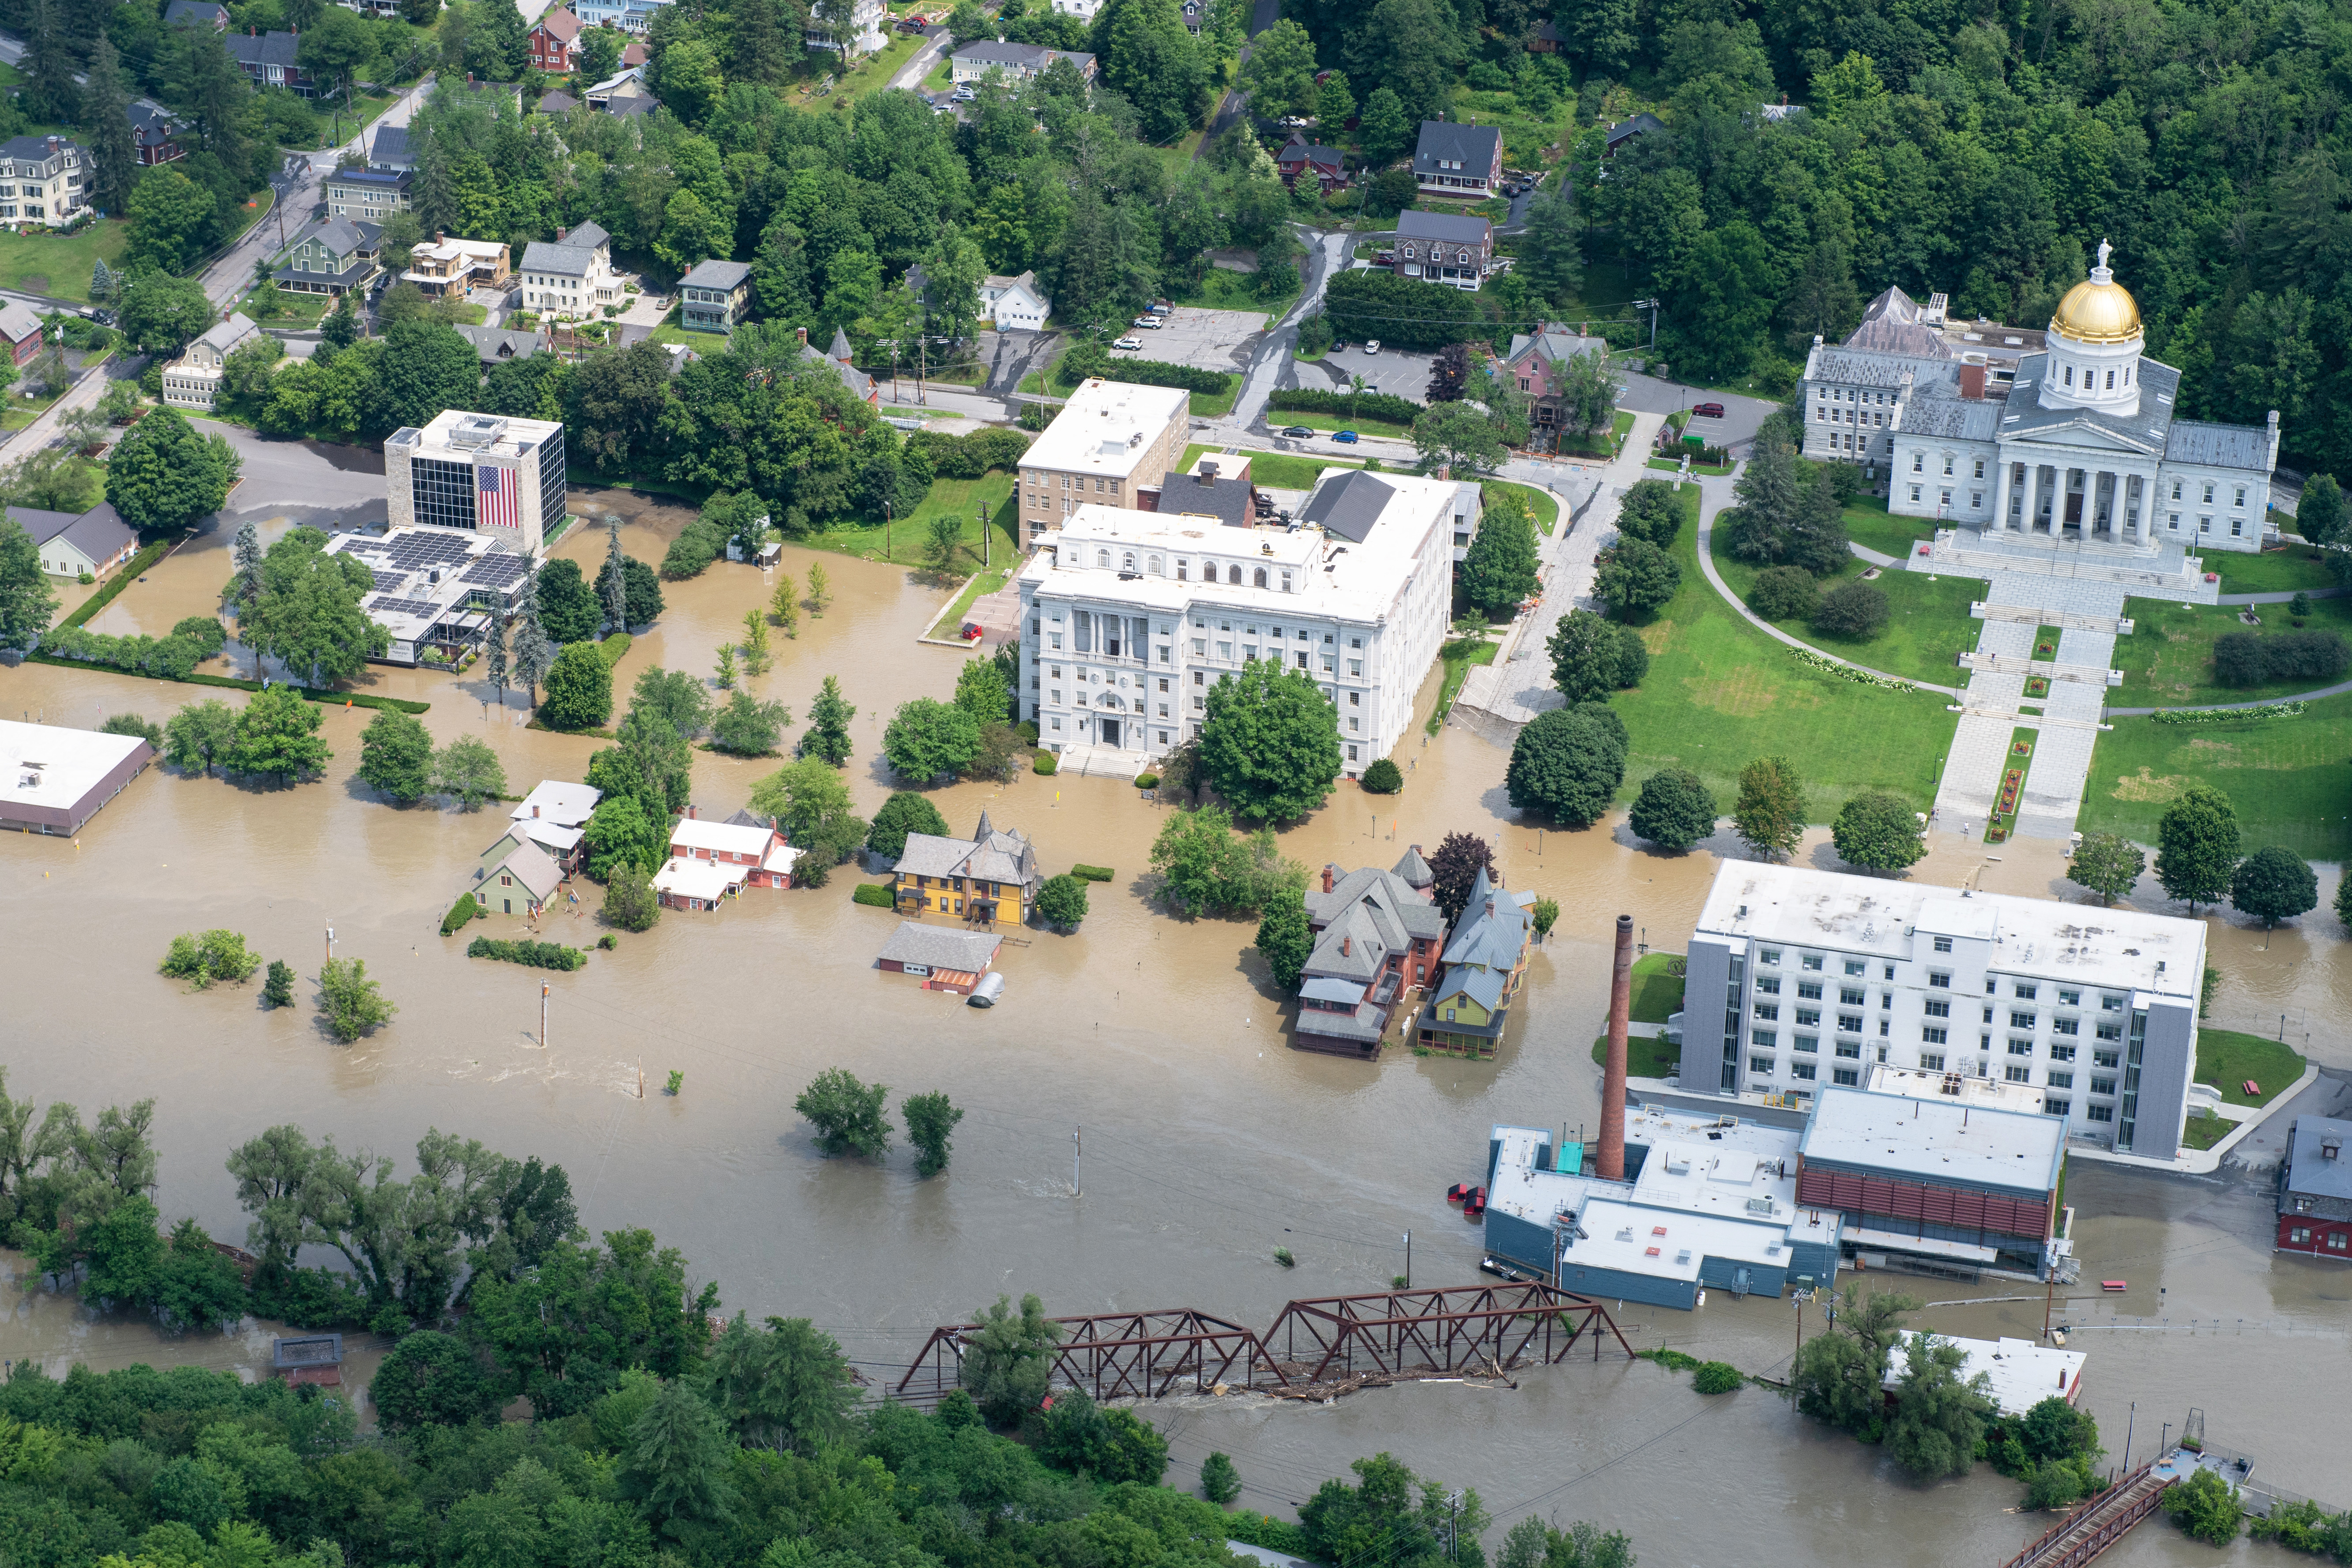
1691,401,1726,418
1363,340,1381,354
1281,425,1314,438
1131,315,1161,328
1114,336,1143,350
1332,430,1359,443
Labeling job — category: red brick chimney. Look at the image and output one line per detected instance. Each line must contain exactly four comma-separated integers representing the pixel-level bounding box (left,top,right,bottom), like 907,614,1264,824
1341,935,1351,957
687,805,699,820
796,326,809,347
1598,915,1633,1180
1321,865,1335,894
1960,362,1987,399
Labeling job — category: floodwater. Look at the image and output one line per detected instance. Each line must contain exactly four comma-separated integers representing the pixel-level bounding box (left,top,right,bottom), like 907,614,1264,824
6,493,2349,1560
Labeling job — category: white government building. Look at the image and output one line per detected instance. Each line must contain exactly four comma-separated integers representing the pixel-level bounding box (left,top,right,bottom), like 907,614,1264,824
1678,861,2207,1161
1014,466,1457,778
1802,241,2280,553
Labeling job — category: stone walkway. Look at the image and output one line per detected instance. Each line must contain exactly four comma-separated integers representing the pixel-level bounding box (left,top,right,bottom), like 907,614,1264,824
1916,528,2217,840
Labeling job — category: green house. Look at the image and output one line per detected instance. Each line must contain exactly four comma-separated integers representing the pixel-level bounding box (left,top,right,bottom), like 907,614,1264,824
275,218,383,297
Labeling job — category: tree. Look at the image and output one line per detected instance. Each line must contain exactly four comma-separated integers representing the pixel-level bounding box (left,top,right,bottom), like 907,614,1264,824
771,573,802,637
593,551,663,631
536,558,603,644
617,1379,739,1540
106,407,238,532
1356,86,1413,161
127,167,217,272
1547,609,1647,703
632,664,713,742
235,526,386,688
262,961,296,1009
868,791,951,860
0,516,57,653
1091,0,1213,141
1255,899,1311,989
317,957,395,1043
1036,872,1090,929
165,699,241,775
884,697,982,782
2068,833,2145,906
1723,755,1807,861
924,511,964,572
160,929,262,989
587,794,668,883
1426,343,1472,404
1200,1451,1242,1506
1723,431,1848,574
118,271,216,357
2155,782,2240,910
358,709,435,803
433,736,507,810
1412,400,1507,476
739,610,773,678
700,1313,857,1455
79,37,139,218
801,675,856,763
749,759,869,873
1749,564,1819,620
1832,790,1926,872
902,1092,965,1179
2231,846,2318,927
1239,18,1320,120
2161,1466,2243,1546
231,687,331,784
1423,832,1494,924
1459,489,1540,619
796,1068,891,1158
1594,537,1680,618
711,690,792,756
602,864,661,931
962,1293,1061,1426
1814,580,1889,639
1790,1285,1917,1436
1505,705,1626,828
954,657,1012,724
1200,659,1343,821
1629,768,1719,850
1884,1333,1996,1480
807,563,832,613
371,1330,501,1433
541,642,615,731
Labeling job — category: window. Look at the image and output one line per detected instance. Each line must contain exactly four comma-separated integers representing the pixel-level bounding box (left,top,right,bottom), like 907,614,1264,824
2045,1097,2072,1116
2053,1017,2079,1037
1923,1027,1947,1044
2087,1103,2113,1123
1920,1052,1946,1071
1795,1008,1820,1027
1799,981,1824,1000
1927,970,1950,989
1924,999,1949,1018
1759,948,1781,965
1750,1056,1776,1076
2006,1064,2032,1083
2203,482,2215,503
1754,1004,1780,1021
1933,936,1952,953
1912,453,1923,473
1793,1035,1818,1053
1755,976,1781,995
2009,1039,2034,1056
1802,954,1823,971
1844,959,1865,976
2091,1076,2117,1096
1833,1068,1859,1086
2047,1071,2073,1089
2014,983,2037,1000
2289,1227,2313,1245
2235,486,2247,508
1835,1041,1860,1060
1942,457,1954,477
2196,513,2211,529
2051,1043,2076,1062
1790,1061,1817,1080
1910,485,1922,502
1752,1030,1776,1048
2010,1011,2036,1030
1840,987,1863,1006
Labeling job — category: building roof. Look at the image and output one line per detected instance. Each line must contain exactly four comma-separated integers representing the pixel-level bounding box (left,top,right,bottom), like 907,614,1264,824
1846,286,1949,359
1300,976,1365,1006
895,810,1039,888
1807,346,1953,391
1441,866,1534,969
309,218,382,259
878,921,1003,972
952,40,1092,71
476,833,565,902
1882,1334,2085,1418
678,258,752,290
1432,962,1505,1014
1865,1064,2046,1114
585,65,649,97
371,123,411,167
1296,469,1396,543
1604,112,1663,148
1799,1085,2065,1199
1505,324,1608,369
670,817,775,858
606,94,656,118
984,271,1042,297
2164,418,2273,472
1279,139,1346,174
521,226,606,276
511,779,602,827
127,102,181,144
327,167,411,192
536,89,580,113
0,300,42,345
1999,353,2181,456
165,0,230,24
653,855,737,901
270,1333,342,1369
457,324,545,363
48,504,136,569
1156,469,1255,529
224,30,301,69
1414,120,1501,174
536,5,582,38
1902,395,2001,440
2282,1117,2352,1204
1302,865,1447,989
1397,208,1491,245
0,721,150,818
1391,844,1432,889
192,312,260,356
1020,379,1190,481
1694,860,2206,1001
0,134,78,165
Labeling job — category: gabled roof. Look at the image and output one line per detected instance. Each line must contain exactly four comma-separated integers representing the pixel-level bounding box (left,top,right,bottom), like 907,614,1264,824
309,218,382,259
0,301,42,345
1902,395,1999,440
511,779,602,827
164,0,230,26
127,103,181,144
670,817,776,857
1159,471,1255,529
535,6,582,39
58,504,135,567
895,812,1039,888
7,505,81,546
1298,469,1396,543
803,338,875,401
476,833,564,901
2281,1117,2352,1205
1999,354,2180,457
536,89,580,113
1432,962,1505,1014
1441,866,1534,969
679,258,752,290
371,123,412,168
1603,112,1663,149
457,324,546,362
878,921,1003,971
192,312,260,355
953,40,1054,67
1414,120,1501,173
0,135,79,163
1846,285,1948,359
1397,208,1490,245
1278,139,1345,173
224,30,301,69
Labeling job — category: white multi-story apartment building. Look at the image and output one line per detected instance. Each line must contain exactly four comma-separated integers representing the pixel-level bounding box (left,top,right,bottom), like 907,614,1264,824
1680,861,2206,1160
1014,466,1456,779
160,313,261,412
517,222,625,322
1016,378,1191,545
0,135,89,227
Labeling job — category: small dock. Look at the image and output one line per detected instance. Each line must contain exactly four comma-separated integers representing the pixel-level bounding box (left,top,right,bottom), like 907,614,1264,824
1998,1460,2175,1568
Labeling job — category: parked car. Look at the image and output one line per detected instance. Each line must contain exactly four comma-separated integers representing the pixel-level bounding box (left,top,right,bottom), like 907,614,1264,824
1114,335,1143,350
1332,429,1359,444
1281,425,1314,438
1363,339,1381,354
1148,301,1174,315
1691,401,1726,418
1131,315,1162,328
952,86,975,102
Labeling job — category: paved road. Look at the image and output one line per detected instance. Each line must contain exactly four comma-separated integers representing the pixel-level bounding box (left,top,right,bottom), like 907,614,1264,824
888,25,949,94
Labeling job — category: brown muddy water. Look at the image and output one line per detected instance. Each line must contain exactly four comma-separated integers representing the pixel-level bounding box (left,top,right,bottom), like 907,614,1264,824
6,495,2349,1561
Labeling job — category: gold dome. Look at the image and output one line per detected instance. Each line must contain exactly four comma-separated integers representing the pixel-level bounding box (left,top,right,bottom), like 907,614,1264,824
2050,276,2142,344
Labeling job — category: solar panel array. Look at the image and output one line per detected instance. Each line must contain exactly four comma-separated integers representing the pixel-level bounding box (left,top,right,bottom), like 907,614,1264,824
368,596,442,618
459,553,530,587
373,531,477,569
368,568,406,593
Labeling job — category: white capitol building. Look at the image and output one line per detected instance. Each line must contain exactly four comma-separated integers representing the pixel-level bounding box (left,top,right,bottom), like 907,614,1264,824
1801,242,2281,554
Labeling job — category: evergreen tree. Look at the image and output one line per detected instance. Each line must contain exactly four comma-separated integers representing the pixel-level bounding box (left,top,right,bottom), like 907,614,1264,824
800,674,856,764
21,0,78,125
602,519,630,632
617,1380,739,1539
230,520,263,613
511,585,553,704
486,611,510,703
80,37,139,218
731,0,793,84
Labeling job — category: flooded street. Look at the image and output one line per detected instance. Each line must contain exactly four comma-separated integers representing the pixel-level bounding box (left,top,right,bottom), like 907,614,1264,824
6,491,2349,1560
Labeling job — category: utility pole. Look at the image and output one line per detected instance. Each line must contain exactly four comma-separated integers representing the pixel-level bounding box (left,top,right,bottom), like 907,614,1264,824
2121,1400,2137,1474
325,925,334,963
883,501,891,560
1633,297,1659,349
540,981,549,1048
980,501,990,567
1072,1128,1081,1197
1403,1230,1411,1289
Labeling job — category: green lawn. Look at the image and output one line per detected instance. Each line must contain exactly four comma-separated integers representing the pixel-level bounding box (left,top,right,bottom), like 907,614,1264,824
1612,492,1961,821
1180,443,1362,491
1167,264,1296,323
1489,480,1558,535
2196,1030,2304,1107
1590,1033,1683,1081
2213,547,2337,596
2114,594,2352,707
824,32,926,103
2077,695,2352,860
1709,519,1981,687
2180,1113,2233,1151
1446,83,1573,169
1627,951,1684,1023
0,219,130,303
233,289,337,327
1270,408,1414,440
1427,634,1498,734
923,564,1011,640
1840,496,1938,563
1647,457,1733,476
808,474,1020,571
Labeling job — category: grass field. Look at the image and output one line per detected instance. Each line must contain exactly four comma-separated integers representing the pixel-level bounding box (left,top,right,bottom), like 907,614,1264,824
2180,1114,2232,1151
233,289,337,326
1590,1032,1682,1080
2196,1029,2304,1107
1180,443,1363,491
0,219,130,302
1428,635,1498,733
2212,547,2337,596
1272,408,1415,440
1647,457,1732,476
2077,695,2352,860
1612,491,1961,821
823,31,926,104
923,564,1011,640
1488,480,1558,535
1167,265,1295,323
809,474,1020,571
2115,594,2352,707
1709,519,1981,687
1626,951,1684,1023
1839,496,1938,562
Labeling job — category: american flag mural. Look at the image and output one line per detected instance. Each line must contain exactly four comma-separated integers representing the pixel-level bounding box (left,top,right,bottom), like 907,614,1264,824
477,463,517,531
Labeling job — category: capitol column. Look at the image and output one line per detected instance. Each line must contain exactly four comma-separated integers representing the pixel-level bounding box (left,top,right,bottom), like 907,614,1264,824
1993,456,2014,531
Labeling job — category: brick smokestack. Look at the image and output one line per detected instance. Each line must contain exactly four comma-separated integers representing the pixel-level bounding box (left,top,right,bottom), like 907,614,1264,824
1598,914,1633,1180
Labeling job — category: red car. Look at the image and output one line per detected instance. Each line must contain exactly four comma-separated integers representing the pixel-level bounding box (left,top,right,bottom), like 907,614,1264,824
1690,401,1726,418
1446,1182,1471,1203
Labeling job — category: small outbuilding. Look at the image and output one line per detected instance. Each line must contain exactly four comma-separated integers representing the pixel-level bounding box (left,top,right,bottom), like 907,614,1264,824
2277,1115,2352,1258
877,921,1002,995
1880,1333,2085,1418
0,719,154,835
271,1333,344,1387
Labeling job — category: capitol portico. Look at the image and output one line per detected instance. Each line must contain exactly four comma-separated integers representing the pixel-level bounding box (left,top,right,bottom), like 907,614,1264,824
1802,242,2282,554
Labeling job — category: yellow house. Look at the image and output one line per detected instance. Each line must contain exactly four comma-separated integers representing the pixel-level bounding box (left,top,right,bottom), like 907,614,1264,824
893,810,1040,930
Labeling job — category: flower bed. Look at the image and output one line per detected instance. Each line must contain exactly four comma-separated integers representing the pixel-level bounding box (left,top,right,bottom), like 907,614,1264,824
1788,646,1921,693
2025,676,2051,697
2152,702,2306,726
2011,739,2033,756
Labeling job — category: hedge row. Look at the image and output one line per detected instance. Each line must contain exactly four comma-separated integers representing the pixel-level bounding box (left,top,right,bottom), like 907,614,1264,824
24,652,431,714
1072,864,1115,882
465,936,587,970
851,882,896,907
38,624,215,681
904,426,1031,478
442,894,480,936
60,541,172,628
1269,387,1424,426
1071,357,1234,395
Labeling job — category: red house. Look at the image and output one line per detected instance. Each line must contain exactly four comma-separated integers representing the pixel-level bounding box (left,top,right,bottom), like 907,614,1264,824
530,7,583,73
0,301,43,368
2277,1116,2352,1258
1276,134,1348,192
128,103,185,167
651,808,799,910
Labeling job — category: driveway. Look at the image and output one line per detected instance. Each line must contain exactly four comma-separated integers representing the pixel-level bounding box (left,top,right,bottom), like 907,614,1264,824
889,25,948,92
1615,370,1780,456
1287,341,1434,402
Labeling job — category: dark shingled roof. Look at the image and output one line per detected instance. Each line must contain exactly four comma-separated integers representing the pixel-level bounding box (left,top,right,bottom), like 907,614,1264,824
1415,121,1501,175
1398,208,1491,246
1999,354,2180,458
1298,469,1396,543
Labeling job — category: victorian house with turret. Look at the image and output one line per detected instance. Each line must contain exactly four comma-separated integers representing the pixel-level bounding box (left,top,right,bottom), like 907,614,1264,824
1800,243,2281,553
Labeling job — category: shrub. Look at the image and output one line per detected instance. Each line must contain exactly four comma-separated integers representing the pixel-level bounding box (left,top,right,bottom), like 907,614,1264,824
852,882,896,907
601,863,661,931
99,711,164,748
1813,580,1890,639
596,933,617,949
159,929,262,988
169,616,227,656
539,640,614,730
903,425,1032,478
1036,872,1089,928
1693,1361,1744,1395
1268,387,1425,426
1133,771,1160,789
440,893,478,935
1531,895,1559,935
1748,565,1819,620
1033,751,1059,775
1072,863,1115,882
2213,628,2348,686
1614,478,1685,548
1360,756,1403,793
1065,354,1233,395
465,936,587,970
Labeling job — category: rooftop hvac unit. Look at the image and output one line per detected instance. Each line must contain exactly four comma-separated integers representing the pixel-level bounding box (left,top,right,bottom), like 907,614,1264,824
1746,1196,1774,1215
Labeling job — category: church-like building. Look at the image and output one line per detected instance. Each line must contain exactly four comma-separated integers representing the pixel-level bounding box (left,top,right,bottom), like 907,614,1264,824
1800,243,2281,554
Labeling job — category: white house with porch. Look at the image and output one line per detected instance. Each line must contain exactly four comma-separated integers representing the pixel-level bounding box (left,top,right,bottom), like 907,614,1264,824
1801,242,2280,553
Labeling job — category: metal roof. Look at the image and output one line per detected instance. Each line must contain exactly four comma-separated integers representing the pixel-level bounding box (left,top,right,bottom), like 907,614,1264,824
1999,353,2180,455
1799,1085,2065,1198
2164,418,2272,473
1902,396,2000,440
2282,1117,2352,1204
511,780,602,828
1297,469,1396,543
895,812,1039,887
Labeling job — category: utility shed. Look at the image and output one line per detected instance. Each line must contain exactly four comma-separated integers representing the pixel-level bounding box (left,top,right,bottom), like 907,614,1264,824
272,1334,344,1387
877,922,1003,995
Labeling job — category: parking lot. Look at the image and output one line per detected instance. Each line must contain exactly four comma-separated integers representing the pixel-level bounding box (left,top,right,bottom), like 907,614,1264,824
1285,340,1437,402
1111,306,1266,375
